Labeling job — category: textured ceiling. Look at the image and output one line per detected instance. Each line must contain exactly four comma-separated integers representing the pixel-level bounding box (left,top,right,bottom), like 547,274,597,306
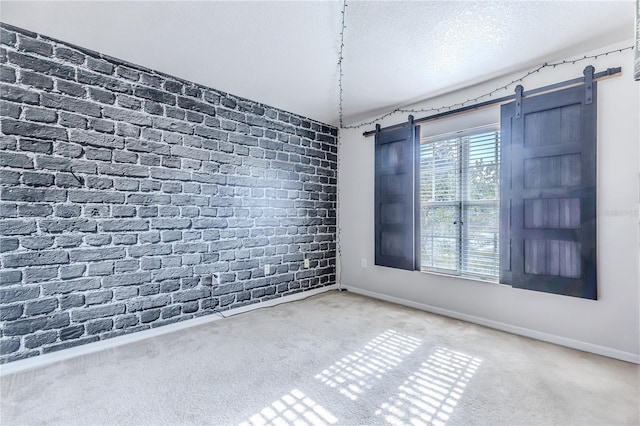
1,1,635,127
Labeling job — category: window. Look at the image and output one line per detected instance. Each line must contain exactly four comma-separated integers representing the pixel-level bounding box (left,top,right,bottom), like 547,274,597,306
420,125,500,280
374,68,598,299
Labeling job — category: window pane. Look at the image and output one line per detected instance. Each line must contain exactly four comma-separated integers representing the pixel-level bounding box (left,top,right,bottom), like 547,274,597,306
422,237,458,271
467,165,498,200
421,205,458,271
420,139,459,202
463,204,499,277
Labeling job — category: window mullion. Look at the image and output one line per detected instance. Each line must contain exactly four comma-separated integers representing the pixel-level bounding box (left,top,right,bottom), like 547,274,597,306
457,137,464,274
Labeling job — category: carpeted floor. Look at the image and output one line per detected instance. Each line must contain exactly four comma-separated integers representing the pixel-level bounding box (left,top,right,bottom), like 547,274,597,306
1,290,638,425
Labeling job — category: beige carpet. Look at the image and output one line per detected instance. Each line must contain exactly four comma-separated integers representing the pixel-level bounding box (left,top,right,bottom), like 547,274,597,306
1,290,638,425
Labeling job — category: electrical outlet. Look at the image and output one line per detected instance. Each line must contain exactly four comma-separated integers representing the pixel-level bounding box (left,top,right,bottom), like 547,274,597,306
304,258,310,268
361,258,367,268
264,264,270,275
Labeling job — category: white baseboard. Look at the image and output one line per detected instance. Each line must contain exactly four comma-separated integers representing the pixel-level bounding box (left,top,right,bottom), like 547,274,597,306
0,284,338,377
343,285,640,365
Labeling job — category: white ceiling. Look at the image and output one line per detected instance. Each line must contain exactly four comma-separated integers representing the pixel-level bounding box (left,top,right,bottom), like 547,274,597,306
1,1,635,127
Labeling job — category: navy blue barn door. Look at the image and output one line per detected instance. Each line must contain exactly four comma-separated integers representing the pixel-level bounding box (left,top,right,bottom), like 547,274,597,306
500,73,597,299
374,119,419,270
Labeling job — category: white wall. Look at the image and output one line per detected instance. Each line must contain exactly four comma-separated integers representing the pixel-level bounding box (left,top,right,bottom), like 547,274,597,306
338,41,640,363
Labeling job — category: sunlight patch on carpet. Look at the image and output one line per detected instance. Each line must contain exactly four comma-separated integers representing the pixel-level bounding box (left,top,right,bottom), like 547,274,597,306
375,346,482,426
315,330,422,400
239,388,337,426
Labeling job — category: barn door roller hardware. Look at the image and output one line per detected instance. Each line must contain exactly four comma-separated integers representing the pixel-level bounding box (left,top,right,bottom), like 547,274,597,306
364,65,621,137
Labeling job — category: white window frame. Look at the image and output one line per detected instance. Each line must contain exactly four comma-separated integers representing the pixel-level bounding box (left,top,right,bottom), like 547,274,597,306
419,123,501,282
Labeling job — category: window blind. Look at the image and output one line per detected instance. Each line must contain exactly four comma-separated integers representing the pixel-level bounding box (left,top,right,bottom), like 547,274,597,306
420,125,500,280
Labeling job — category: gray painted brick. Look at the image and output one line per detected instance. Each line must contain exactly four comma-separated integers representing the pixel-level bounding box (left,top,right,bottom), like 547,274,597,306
34,156,72,172
2,315,51,336
161,305,181,319
127,294,171,312
23,266,57,282
54,46,84,64
91,118,115,133
22,172,55,187
17,35,52,56
21,138,54,153
113,234,138,246
1,118,67,141
69,129,124,149
0,219,37,235
98,163,149,178
125,139,170,155
41,92,101,117
86,318,113,334
24,331,58,349
116,66,139,81
152,267,192,281
55,234,83,248
57,79,86,97
113,150,137,163
102,272,151,288
20,69,53,89
85,176,113,190
60,325,84,340
1,187,66,202
112,205,136,218
55,173,83,188
68,190,124,204
0,238,20,253
25,298,58,316
42,278,101,295
141,257,161,270
0,151,34,169
0,204,17,218
0,338,21,355
114,314,138,329
1,83,40,104
129,243,172,257
60,293,85,309
23,107,57,124
0,99,20,117
88,261,114,276
71,303,125,322
0,304,23,321
0,270,22,285
87,57,114,75
0,28,17,46
68,247,125,262
103,106,152,126
101,219,148,232
59,112,88,129
77,69,131,93
114,259,139,271
39,218,96,233
86,290,113,305
60,264,85,279
140,309,161,323
4,250,68,267
134,86,175,105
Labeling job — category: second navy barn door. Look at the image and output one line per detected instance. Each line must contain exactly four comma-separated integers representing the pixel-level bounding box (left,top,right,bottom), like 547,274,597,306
500,82,597,299
374,121,419,270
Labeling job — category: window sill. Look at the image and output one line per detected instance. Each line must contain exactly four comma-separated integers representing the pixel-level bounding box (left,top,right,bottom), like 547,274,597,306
418,268,498,285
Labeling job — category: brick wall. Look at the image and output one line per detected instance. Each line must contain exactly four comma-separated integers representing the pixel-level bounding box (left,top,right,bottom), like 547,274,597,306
0,23,337,363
